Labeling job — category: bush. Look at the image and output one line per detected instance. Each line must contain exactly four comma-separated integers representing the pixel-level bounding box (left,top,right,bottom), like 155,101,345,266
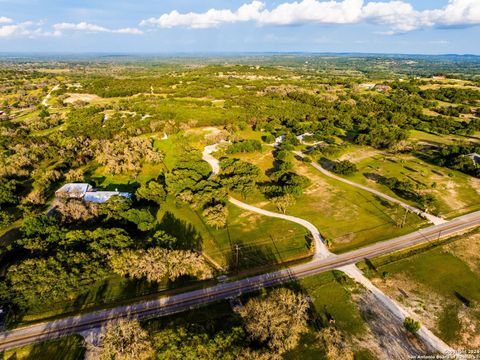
226,140,262,154
331,160,358,175
404,317,421,334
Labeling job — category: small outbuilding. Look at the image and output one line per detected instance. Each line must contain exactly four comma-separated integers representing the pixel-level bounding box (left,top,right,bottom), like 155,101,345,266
466,153,480,165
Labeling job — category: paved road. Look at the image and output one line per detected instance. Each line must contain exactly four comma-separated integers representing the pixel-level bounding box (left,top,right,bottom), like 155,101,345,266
1,141,475,352
294,151,447,225
2,205,479,352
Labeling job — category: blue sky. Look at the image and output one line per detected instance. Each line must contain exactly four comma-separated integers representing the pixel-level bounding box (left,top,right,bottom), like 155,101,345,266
0,0,479,54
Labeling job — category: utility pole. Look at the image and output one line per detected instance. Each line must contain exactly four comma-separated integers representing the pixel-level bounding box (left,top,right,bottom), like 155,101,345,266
234,244,240,271
401,208,409,228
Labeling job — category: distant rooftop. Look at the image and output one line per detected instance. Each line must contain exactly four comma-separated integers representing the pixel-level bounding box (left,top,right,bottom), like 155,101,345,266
55,183,92,198
466,153,480,164
84,191,132,204
55,183,131,203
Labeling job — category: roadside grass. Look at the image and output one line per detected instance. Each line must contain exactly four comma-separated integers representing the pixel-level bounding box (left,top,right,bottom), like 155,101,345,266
284,159,427,253
143,271,368,359
357,229,480,347
3,335,85,360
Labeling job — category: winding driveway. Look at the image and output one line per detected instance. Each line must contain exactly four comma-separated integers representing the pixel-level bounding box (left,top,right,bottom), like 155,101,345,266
293,151,447,226
205,143,452,354
41,85,59,108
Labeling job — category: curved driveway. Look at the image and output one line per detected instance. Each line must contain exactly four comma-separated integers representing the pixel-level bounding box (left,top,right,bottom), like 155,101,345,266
0,141,464,354
294,151,447,225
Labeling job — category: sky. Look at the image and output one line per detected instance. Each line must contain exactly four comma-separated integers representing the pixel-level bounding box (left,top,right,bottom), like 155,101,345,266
0,0,480,54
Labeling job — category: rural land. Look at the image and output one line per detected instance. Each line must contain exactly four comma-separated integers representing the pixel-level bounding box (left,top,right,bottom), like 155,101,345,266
0,53,479,360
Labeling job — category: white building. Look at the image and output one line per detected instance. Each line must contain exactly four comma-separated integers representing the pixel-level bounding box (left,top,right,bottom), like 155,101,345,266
55,183,131,203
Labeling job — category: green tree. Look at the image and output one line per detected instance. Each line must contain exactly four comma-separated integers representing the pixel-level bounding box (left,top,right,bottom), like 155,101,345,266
331,160,358,175
271,194,295,214
120,208,155,231
237,288,309,354
91,319,154,360
136,180,167,204
17,215,65,252
203,204,229,229
0,178,18,206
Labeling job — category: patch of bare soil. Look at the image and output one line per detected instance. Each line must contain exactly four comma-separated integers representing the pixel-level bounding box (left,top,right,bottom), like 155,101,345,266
236,211,262,231
372,269,480,349
470,177,480,194
352,289,433,359
445,233,480,276
371,275,443,332
339,149,381,163
64,93,103,103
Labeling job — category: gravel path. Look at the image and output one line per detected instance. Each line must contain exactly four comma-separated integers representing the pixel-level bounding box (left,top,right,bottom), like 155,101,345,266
41,85,59,107
203,143,453,354
294,151,447,226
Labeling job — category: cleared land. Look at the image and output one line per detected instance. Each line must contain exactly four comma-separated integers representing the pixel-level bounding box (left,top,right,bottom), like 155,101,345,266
358,230,480,348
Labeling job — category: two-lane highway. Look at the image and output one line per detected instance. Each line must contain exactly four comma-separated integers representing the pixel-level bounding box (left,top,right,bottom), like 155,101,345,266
1,209,479,352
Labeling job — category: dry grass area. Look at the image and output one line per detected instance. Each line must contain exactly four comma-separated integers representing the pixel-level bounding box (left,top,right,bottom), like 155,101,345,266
64,93,103,103
352,289,432,358
368,232,480,348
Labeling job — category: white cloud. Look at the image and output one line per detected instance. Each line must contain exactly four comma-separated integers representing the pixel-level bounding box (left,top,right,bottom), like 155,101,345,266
0,21,58,38
53,22,143,34
140,1,265,29
139,0,480,33
0,16,13,24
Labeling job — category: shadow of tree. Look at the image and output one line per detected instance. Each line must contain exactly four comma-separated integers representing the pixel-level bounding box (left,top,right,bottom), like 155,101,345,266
157,211,203,251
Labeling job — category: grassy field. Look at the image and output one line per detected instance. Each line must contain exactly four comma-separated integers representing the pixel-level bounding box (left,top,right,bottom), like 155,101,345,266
357,230,480,347
333,142,480,218
234,148,427,253
3,335,85,360
157,196,311,270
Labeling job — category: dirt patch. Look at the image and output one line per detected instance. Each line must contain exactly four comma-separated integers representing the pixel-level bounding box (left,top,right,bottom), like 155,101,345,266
445,233,480,275
236,211,262,231
64,93,103,104
372,274,443,332
372,269,480,348
352,289,433,359
339,149,382,163
470,177,480,194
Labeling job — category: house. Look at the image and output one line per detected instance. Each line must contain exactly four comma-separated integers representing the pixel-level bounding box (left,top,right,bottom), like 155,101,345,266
84,190,132,203
466,153,480,165
358,83,376,90
55,183,92,198
55,183,131,203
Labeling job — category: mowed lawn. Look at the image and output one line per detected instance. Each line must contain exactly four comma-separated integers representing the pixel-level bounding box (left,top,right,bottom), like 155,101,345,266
237,149,427,253
334,140,480,218
4,335,85,360
358,232,480,347
157,196,311,270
